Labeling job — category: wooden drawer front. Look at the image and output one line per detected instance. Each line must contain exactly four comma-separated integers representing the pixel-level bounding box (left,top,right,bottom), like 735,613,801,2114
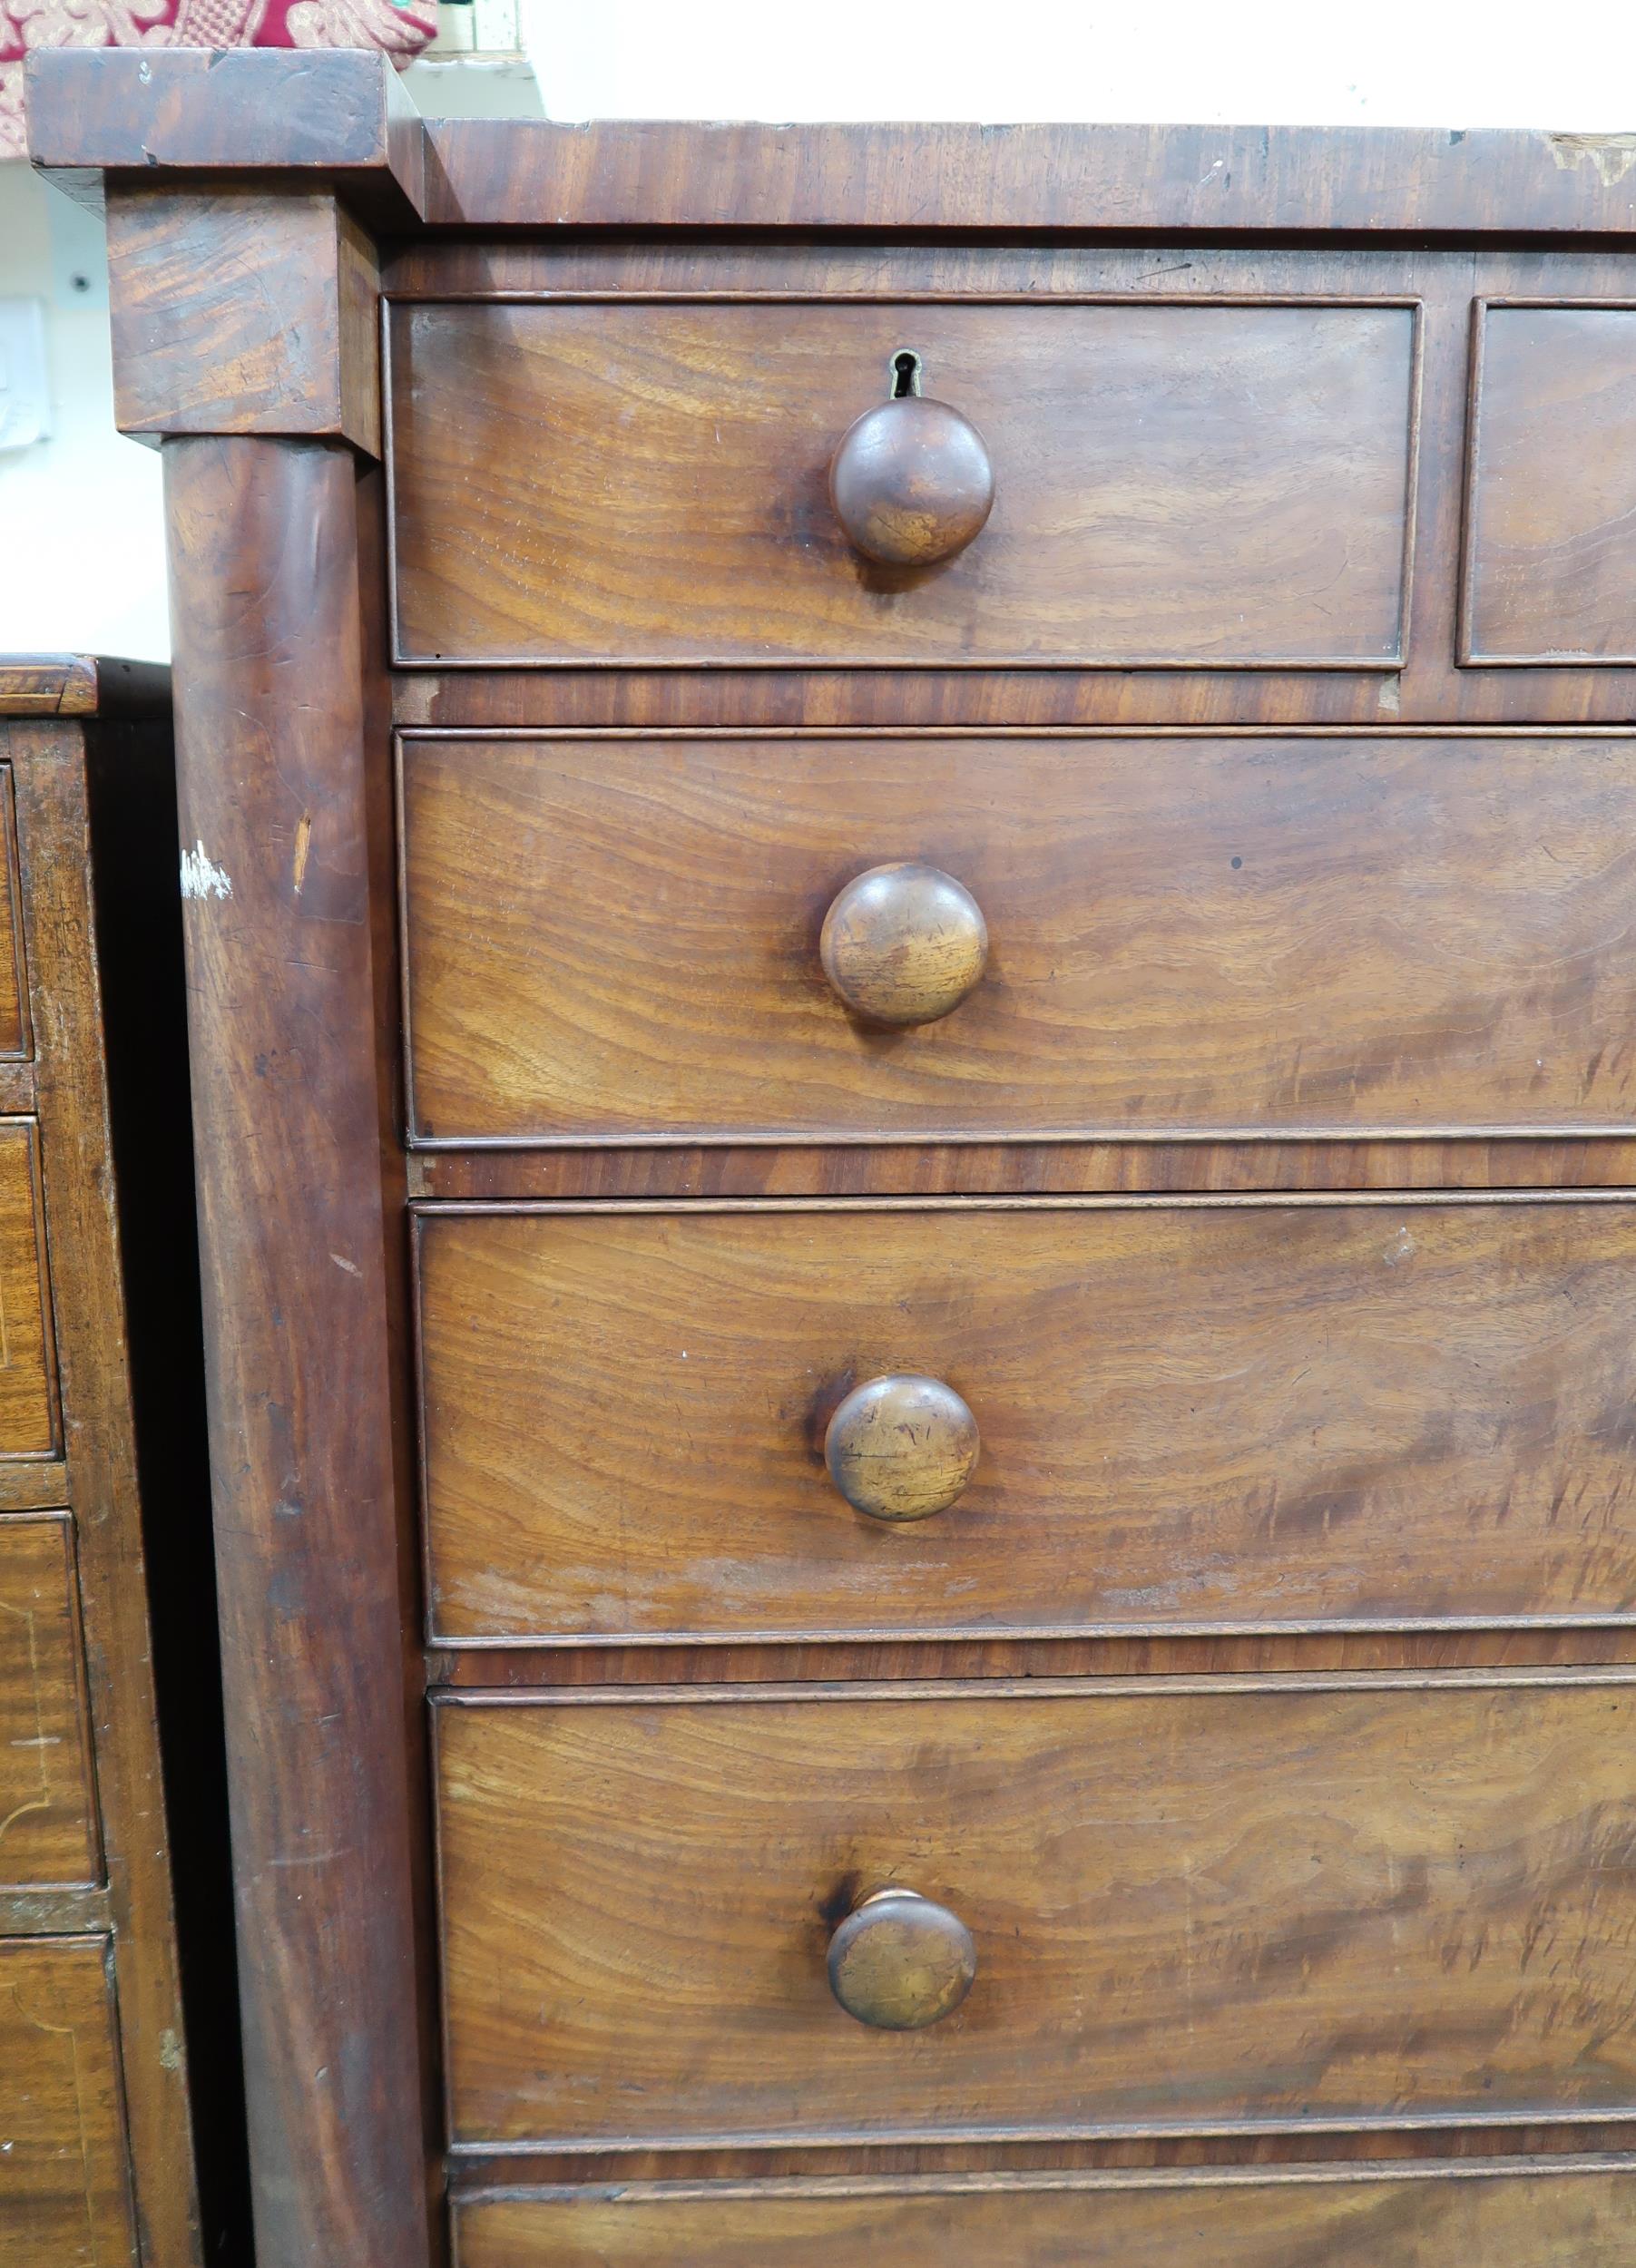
0,1515,98,1887
0,1936,136,2266
455,2167,1636,2268
400,734,1636,1146
0,1123,55,1457
388,301,1416,669
1465,305,1636,664
419,1199,1636,1644
0,768,26,1060
437,1678,1636,2146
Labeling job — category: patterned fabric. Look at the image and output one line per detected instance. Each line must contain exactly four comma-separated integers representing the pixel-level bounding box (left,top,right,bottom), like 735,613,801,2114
1,0,436,161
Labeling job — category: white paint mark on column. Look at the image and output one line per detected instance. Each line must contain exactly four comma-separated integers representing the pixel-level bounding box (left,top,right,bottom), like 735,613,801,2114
180,841,233,900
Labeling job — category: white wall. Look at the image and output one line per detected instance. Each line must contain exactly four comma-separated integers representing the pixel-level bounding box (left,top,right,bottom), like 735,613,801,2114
0,167,166,660
6,0,1636,662
528,0,1636,129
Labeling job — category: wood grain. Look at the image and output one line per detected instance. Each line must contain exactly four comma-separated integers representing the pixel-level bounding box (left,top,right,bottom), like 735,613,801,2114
0,657,167,720
5,708,216,2263
818,864,988,1029
823,1374,980,1523
25,46,426,230
387,302,1414,669
106,191,379,452
435,1628,1636,1690
0,768,29,1061
436,1676,1636,2147
454,2165,1636,2267
0,1934,137,2267
418,1200,1636,1645
0,1514,97,1889
400,733,1636,1145
383,247,1636,729
162,439,434,2267
410,118,1636,236
32,63,1636,239
0,1119,57,1457
1464,305,1636,664
75,711,250,2263
410,1133,1636,1203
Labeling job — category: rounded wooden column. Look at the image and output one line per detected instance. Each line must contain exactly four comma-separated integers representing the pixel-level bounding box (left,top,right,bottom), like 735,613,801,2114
163,435,434,2268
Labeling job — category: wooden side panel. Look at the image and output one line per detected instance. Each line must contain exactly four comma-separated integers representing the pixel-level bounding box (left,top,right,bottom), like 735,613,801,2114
12,715,212,2268
0,1935,137,2267
1464,306,1636,663
0,1120,57,1457
0,1514,98,1888
401,734,1636,1145
388,302,1415,668
437,1680,1636,2148
454,2168,1636,2268
417,1200,1636,1645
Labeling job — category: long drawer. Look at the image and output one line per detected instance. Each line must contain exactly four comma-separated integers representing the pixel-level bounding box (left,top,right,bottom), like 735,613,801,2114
398,733,1636,1146
436,1676,1636,2148
0,1513,98,1887
417,1198,1636,1645
0,1122,57,1458
0,1936,136,2265
454,2166,1636,2268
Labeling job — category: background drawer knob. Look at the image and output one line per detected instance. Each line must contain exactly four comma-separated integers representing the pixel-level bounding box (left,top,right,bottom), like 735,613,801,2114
820,863,988,1027
828,353,994,566
828,1888,977,2030
824,1374,980,1522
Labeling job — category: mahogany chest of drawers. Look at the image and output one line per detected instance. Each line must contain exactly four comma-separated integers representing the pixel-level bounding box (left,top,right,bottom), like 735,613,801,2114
0,657,240,2264
28,52,1636,2266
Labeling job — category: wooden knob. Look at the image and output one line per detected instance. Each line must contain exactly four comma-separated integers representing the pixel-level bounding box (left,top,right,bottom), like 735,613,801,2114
820,863,988,1028
824,1374,979,1522
828,1889,977,2030
829,364,994,566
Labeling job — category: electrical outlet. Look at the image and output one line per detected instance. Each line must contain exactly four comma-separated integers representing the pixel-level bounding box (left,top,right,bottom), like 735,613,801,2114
0,299,51,454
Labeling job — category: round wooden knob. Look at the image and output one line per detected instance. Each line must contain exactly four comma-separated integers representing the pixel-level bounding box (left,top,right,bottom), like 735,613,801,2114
820,863,987,1028
828,1889,977,2030
829,393,994,566
824,1374,979,1522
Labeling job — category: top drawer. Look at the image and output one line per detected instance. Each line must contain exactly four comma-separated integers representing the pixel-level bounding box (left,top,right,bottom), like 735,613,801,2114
387,299,1416,669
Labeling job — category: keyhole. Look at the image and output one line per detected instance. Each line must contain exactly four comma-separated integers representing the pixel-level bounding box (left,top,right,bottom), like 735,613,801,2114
890,349,924,399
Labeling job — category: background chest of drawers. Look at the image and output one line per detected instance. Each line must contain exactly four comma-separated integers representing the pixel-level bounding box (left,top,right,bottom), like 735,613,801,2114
28,51,1636,2267
0,657,240,2265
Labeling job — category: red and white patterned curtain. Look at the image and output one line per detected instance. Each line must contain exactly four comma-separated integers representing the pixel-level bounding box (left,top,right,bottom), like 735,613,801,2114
3,0,438,161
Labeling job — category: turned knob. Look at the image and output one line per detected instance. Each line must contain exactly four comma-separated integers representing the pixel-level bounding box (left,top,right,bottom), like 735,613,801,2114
820,863,987,1028
828,352,994,566
824,1374,979,1522
828,1889,977,2029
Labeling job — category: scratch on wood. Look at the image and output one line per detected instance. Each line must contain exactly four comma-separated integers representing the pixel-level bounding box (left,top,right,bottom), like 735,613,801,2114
180,840,233,901
292,810,313,896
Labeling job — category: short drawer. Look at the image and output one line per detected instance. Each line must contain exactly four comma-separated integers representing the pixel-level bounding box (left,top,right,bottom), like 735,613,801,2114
436,1676,1636,2146
0,1514,98,1888
388,299,1415,670
0,767,26,1060
417,1198,1636,1645
0,1122,56,1457
399,733,1636,1146
455,2166,1636,2268
0,1936,135,2265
